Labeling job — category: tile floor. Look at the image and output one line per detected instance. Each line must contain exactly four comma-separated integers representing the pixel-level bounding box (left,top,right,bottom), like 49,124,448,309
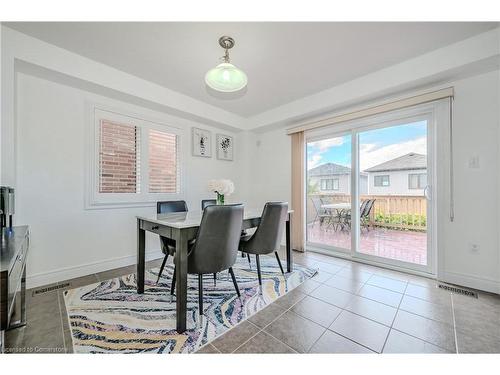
5,250,500,354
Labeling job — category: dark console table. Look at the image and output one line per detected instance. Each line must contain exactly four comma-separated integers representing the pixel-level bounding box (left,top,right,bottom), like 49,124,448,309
0,226,29,353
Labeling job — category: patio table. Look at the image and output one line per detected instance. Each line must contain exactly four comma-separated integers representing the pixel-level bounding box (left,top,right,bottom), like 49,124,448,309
321,203,351,210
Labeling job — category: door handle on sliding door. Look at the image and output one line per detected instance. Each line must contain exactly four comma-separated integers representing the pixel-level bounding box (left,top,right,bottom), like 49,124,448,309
424,185,431,201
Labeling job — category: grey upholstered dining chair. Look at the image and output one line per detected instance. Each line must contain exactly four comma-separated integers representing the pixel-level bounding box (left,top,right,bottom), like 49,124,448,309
203,199,248,245
170,204,244,315
239,202,288,285
201,199,216,210
156,200,188,283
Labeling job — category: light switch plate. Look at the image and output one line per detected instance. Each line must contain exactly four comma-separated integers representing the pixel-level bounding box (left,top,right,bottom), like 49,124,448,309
468,155,480,169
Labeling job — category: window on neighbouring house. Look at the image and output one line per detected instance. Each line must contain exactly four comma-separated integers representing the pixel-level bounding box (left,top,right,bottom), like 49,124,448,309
408,173,427,189
89,108,181,208
320,178,339,190
332,179,339,190
374,175,390,187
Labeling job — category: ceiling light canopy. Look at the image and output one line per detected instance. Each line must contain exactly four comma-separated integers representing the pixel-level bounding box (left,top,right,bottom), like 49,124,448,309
205,36,247,93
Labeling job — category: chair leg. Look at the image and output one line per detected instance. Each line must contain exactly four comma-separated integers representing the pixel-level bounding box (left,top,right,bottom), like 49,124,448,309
275,252,285,275
255,254,262,286
156,254,169,283
312,215,318,227
170,266,176,295
213,273,217,286
198,274,203,315
247,253,251,267
241,251,245,258
228,267,240,297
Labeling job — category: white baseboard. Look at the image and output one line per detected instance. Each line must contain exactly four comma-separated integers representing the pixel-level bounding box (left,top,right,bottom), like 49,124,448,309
440,271,500,295
27,250,164,289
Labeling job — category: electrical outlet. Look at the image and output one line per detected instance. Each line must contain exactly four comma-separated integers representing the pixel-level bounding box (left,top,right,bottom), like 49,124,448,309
469,243,480,253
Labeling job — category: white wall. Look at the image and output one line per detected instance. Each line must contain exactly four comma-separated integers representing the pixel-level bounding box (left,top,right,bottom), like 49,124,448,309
246,128,291,209
248,71,500,293
0,24,2,177
437,70,499,292
16,73,246,288
368,170,425,196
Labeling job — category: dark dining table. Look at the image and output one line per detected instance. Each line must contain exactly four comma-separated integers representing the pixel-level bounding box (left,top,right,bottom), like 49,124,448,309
136,208,294,333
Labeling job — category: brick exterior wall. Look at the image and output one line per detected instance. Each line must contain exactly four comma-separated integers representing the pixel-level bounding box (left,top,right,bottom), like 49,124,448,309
99,120,139,193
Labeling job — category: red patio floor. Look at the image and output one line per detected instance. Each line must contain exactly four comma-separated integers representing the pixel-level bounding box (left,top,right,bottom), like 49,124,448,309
307,222,427,265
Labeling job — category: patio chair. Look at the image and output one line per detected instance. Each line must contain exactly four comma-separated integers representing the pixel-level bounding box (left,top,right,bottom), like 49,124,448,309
338,200,372,232
311,197,331,227
361,199,376,231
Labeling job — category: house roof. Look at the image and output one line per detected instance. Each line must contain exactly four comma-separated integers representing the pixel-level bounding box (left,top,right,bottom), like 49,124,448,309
308,163,351,176
364,153,427,172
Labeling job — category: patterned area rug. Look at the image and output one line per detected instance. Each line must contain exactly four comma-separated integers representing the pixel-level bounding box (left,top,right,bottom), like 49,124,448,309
63,255,317,353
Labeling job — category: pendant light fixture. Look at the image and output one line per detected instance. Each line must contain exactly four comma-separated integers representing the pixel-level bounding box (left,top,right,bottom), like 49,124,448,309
205,36,247,93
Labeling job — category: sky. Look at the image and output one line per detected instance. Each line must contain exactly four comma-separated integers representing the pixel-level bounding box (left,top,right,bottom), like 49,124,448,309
307,120,427,171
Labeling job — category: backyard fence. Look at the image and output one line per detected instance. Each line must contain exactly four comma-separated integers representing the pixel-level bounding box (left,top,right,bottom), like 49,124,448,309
307,193,427,231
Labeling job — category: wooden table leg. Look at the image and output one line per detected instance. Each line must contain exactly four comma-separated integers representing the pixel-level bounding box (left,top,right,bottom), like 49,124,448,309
286,213,293,272
175,228,188,333
137,219,145,294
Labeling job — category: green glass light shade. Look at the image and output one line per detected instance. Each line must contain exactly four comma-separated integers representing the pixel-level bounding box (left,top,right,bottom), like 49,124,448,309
205,62,248,92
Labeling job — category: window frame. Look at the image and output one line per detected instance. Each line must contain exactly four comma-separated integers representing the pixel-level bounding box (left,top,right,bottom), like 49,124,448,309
408,172,427,189
332,178,339,190
374,175,390,187
86,107,184,209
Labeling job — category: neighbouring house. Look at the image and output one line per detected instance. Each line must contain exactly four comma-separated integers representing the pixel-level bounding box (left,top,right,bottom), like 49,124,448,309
308,163,368,194
364,153,427,196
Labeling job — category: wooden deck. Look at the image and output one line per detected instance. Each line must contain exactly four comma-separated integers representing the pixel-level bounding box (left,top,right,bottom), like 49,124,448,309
307,222,427,265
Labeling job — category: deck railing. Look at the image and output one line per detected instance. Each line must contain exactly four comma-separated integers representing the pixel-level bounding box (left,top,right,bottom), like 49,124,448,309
307,193,427,231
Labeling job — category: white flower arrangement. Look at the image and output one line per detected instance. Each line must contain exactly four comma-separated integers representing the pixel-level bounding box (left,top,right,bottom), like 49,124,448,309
208,179,235,196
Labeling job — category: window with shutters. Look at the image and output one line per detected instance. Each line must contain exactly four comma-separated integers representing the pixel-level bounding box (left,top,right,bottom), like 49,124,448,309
87,108,182,208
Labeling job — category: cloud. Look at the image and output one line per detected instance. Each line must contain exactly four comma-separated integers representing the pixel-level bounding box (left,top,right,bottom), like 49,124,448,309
308,154,323,169
307,137,346,170
360,136,427,171
308,137,344,152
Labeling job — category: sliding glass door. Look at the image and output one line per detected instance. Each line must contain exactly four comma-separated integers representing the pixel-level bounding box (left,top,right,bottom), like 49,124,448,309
355,120,431,271
306,134,352,253
305,109,434,274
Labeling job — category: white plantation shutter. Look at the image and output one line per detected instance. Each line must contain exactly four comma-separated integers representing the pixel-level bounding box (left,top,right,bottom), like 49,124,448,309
149,129,178,193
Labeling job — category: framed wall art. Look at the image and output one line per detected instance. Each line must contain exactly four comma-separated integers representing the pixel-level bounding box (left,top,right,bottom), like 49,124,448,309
216,134,233,161
192,127,212,157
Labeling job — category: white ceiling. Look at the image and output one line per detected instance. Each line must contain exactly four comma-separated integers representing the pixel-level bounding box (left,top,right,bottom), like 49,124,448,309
6,22,498,117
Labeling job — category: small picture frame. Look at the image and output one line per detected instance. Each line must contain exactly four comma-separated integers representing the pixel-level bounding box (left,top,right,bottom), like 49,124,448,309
216,134,234,161
192,127,212,157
